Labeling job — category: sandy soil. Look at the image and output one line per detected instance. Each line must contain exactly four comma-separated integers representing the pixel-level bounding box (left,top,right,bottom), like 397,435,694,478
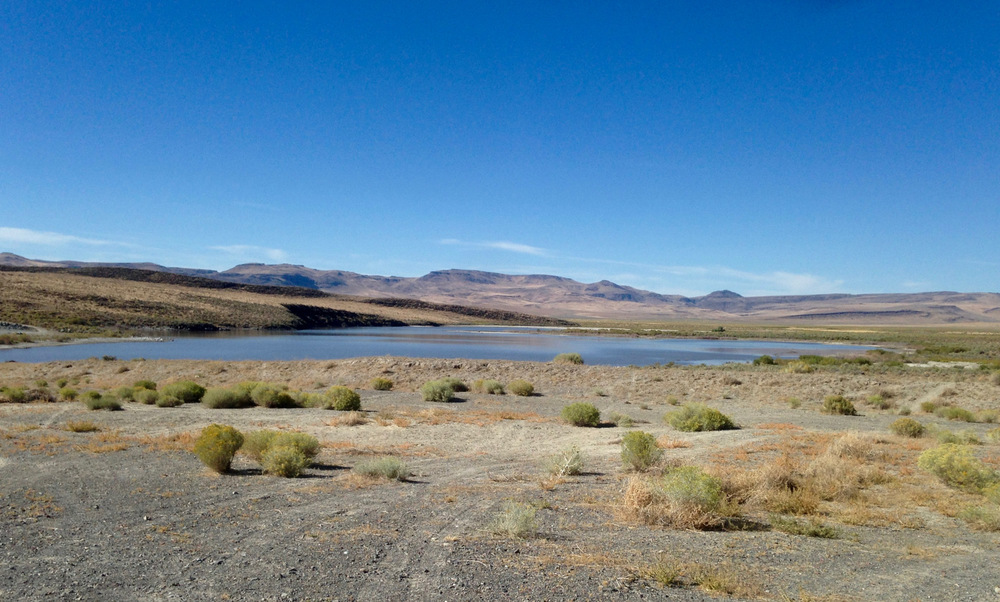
2,357,999,601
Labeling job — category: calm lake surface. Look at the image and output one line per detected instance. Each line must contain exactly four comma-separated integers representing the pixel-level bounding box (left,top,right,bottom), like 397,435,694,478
0,326,870,366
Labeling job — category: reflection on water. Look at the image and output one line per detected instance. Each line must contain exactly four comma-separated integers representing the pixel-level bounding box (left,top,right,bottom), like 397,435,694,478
0,326,870,367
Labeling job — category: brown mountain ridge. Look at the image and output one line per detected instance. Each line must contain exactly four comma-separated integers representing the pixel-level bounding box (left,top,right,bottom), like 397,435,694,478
2,253,998,324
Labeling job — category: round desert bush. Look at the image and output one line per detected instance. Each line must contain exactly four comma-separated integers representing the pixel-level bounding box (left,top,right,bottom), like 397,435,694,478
822,395,858,416
473,379,505,395
113,386,136,401
440,377,468,393
133,380,157,391
421,380,455,402
134,389,159,405
508,379,534,397
82,390,102,402
194,424,244,473
85,394,122,411
371,377,394,391
251,384,296,408
553,352,584,365
0,386,28,403
242,430,278,463
918,444,999,493
155,395,183,408
324,386,361,411
161,381,206,404
752,355,775,366
561,402,600,427
935,406,977,422
202,387,254,409
261,445,309,478
621,430,663,472
889,417,925,438
58,387,78,401
659,466,725,512
665,403,737,432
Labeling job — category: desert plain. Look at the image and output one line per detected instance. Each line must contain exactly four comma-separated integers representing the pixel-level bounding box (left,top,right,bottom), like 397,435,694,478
2,353,1000,601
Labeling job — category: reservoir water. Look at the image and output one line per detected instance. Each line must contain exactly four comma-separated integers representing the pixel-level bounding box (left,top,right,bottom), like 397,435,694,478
0,326,870,366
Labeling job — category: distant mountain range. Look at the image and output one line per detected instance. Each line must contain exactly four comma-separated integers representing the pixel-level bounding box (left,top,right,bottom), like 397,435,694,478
3,253,999,323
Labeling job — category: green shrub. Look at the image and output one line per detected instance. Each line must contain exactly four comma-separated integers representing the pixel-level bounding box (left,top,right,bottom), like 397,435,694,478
473,379,505,395
251,384,296,408
82,390,102,402
665,404,737,432
889,417,925,438
606,411,634,428
917,444,999,493
155,395,183,408
58,387,78,401
488,501,539,539
935,406,977,422
193,424,244,473
421,380,455,402
261,445,309,478
85,394,122,411
371,377,393,391
621,430,663,472
161,381,206,404
133,380,157,391
322,386,361,411
440,377,468,393
866,394,892,410
113,386,136,401
821,395,857,416
934,428,982,445
919,401,939,413
988,428,1000,444
242,430,279,463
233,381,265,397
353,456,411,481
659,466,725,512
752,355,775,366
0,386,27,403
553,352,584,365
134,389,159,405
56,378,68,388
242,430,320,464
545,446,584,476
202,387,255,409
508,379,534,397
561,402,600,427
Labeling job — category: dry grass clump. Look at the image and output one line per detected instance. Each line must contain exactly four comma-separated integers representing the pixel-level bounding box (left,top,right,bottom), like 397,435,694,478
643,554,761,598
621,467,732,530
353,456,411,481
545,445,585,477
64,421,99,433
328,411,368,427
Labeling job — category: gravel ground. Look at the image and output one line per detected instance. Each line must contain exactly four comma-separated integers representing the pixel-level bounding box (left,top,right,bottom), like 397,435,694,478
2,358,1000,601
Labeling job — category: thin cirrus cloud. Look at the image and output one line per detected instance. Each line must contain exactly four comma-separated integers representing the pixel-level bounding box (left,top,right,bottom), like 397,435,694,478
439,239,549,257
209,245,289,262
0,226,115,247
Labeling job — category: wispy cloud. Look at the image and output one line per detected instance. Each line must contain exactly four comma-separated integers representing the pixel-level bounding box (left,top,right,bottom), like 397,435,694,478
209,245,289,262
0,226,113,247
440,239,549,256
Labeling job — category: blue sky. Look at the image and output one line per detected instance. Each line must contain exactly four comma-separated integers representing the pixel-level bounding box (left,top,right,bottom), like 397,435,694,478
2,1,998,296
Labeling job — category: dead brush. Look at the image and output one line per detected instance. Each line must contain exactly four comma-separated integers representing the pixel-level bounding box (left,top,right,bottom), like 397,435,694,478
619,471,732,530
328,411,368,427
